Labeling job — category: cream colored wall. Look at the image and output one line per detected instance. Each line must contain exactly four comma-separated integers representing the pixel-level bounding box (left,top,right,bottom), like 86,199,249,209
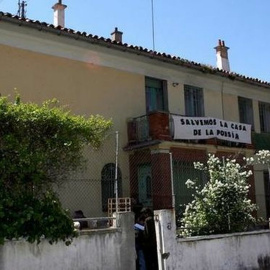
220,81,270,132
0,43,145,216
168,83,185,115
1,21,270,217
168,73,226,118
221,93,239,122
0,44,145,119
204,91,223,118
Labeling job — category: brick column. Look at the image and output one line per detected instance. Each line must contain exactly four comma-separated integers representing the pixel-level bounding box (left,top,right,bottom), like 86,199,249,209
151,149,173,209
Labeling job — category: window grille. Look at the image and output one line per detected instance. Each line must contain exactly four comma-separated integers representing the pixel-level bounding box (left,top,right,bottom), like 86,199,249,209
238,97,254,129
184,84,205,117
101,163,122,211
259,102,270,133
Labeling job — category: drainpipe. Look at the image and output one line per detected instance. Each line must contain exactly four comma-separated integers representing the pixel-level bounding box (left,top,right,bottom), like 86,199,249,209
221,81,225,120
115,131,119,218
170,152,175,209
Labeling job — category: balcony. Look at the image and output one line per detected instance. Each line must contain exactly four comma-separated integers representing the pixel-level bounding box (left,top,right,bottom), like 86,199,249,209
126,111,254,149
127,111,172,144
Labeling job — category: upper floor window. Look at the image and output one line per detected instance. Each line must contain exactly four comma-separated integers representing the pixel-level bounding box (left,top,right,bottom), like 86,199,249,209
184,85,204,117
259,102,270,133
145,77,168,113
238,97,254,130
101,163,122,211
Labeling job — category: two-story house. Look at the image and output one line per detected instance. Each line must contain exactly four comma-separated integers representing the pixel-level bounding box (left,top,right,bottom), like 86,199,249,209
0,1,270,219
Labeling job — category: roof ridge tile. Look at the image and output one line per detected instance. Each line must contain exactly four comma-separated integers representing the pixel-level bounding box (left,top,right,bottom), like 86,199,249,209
0,11,269,87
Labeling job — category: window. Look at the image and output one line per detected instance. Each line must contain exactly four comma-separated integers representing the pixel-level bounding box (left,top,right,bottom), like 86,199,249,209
259,102,270,133
184,85,204,116
101,163,122,211
145,77,168,113
238,97,254,129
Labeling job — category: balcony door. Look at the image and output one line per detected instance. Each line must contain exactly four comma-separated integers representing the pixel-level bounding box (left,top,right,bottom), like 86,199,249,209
145,77,168,113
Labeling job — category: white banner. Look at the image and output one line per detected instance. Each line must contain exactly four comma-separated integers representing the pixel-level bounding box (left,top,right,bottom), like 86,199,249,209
172,116,251,144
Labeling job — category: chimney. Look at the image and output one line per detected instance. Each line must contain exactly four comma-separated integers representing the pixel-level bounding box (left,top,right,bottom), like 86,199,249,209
52,0,67,28
214,39,230,72
111,27,123,43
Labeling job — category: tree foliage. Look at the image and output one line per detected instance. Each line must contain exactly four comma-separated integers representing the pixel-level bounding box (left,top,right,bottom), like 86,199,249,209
246,150,270,167
180,154,257,237
0,96,112,244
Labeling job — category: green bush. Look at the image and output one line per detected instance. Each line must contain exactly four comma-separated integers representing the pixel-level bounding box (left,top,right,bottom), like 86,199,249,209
0,191,77,245
0,96,112,244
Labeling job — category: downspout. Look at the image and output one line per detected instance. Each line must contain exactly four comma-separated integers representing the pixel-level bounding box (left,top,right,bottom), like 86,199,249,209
221,81,225,120
169,152,175,209
115,131,119,226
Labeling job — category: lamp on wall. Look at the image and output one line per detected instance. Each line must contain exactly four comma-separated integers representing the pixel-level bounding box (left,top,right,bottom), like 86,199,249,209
172,82,179,87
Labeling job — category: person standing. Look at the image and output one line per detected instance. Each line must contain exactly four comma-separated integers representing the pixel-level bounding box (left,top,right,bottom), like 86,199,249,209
141,208,158,270
134,215,146,270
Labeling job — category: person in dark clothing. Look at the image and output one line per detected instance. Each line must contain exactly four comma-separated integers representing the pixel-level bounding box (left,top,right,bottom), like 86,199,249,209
132,197,144,221
134,215,146,270
141,208,158,270
73,210,88,230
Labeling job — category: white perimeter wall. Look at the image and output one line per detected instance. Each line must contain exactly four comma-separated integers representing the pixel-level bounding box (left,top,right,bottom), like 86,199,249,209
155,209,270,270
2,210,270,270
0,213,136,270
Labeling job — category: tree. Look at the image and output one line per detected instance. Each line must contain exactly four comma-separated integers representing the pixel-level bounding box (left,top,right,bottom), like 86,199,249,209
180,154,257,237
0,96,112,244
246,150,270,175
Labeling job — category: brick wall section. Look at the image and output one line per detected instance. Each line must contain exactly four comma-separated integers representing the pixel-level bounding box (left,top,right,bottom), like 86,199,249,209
171,147,207,163
127,120,137,143
151,152,172,209
148,111,171,141
170,148,256,215
129,153,138,201
129,149,173,210
129,146,256,215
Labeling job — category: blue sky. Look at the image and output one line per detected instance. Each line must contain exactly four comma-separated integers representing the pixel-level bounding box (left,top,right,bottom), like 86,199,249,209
1,0,270,82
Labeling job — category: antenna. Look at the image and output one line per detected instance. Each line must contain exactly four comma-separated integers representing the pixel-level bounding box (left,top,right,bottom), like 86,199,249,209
151,0,155,51
17,0,27,18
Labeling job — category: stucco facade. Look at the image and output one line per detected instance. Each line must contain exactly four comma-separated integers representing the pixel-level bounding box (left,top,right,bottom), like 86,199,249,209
0,12,270,219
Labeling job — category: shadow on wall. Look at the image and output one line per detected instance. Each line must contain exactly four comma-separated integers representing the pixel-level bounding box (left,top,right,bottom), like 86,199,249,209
257,255,270,270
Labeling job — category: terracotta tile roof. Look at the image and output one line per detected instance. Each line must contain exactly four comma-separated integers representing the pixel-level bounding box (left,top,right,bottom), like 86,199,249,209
1,12,270,88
